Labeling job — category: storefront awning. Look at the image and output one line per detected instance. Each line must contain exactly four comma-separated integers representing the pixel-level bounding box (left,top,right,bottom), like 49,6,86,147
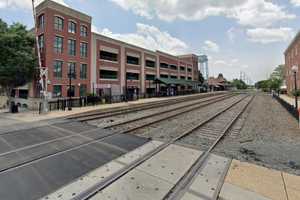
154,78,201,86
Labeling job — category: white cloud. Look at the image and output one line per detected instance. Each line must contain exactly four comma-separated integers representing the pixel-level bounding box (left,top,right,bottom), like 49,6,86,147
109,0,295,27
93,23,189,55
246,27,295,44
290,0,300,7
214,58,240,67
0,0,68,9
202,40,220,53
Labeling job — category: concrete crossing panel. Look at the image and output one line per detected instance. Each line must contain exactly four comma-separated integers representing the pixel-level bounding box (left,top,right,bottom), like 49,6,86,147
188,154,231,199
136,144,202,184
89,169,174,200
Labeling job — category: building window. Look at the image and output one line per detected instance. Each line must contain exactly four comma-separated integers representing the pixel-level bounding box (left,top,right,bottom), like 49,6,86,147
160,63,169,68
68,21,76,34
53,60,63,78
100,50,118,62
187,68,192,73
38,14,45,29
67,62,76,79
100,70,118,79
54,36,63,53
188,77,192,80
80,25,88,37
170,65,177,70
80,42,88,57
146,60,156,68
68,39,76,56
54,16,64,31
38,34,44,50
80,63,87,79
170,75,177,79
126,72,139,80
127,56,140,65
67,85,75,97
53,85,62,98
180,66,185,71
146,74,156,80
180,76,186,80
79,84,87,96
160,74,169,78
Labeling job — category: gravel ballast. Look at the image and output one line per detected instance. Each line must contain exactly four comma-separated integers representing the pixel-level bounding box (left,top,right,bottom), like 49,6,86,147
213,93,300,175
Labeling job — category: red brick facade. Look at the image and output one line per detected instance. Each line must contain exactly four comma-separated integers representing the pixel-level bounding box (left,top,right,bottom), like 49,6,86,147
35,0,200,98
285,32,300,94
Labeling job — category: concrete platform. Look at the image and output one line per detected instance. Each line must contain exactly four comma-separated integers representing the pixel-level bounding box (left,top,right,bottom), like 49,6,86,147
219,160,300,200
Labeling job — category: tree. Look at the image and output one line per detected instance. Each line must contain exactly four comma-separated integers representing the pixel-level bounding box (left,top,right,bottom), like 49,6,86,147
0,19,37,100
256,80,270,91
198,72,204,84
270,65,284,80
231,79,247,90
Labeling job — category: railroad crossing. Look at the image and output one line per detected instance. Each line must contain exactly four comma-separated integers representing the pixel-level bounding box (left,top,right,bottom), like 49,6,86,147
0,92,299,200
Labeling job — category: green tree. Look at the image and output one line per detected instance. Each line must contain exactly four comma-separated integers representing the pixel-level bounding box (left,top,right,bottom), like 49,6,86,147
198,72,204,84
231,79,247,90
270,65,284,80
0,19,37,99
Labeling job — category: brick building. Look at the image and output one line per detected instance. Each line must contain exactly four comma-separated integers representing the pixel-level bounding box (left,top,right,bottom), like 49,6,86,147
33,0,200,99
285,31,300,94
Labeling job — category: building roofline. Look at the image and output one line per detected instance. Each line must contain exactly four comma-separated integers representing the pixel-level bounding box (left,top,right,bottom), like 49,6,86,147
156,50,179,60
36,0,92,23
92,32,197,63
92,32,157,55
285,31,300,55
178,54,198,58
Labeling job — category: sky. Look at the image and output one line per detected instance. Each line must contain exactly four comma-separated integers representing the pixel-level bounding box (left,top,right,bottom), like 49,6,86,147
0,0,300,82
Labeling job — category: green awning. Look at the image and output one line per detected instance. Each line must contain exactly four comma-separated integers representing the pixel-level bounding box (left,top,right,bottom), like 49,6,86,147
154,78,201,86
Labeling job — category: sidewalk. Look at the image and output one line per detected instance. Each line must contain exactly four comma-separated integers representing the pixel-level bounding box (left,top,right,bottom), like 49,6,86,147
279,94,300,107
220,160,300,200
1,93,219,123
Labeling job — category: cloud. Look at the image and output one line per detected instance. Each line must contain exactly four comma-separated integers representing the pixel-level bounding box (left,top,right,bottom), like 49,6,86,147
290,0,300,7
202,40,220,53
109,0,295,27
246,27,295,44
0,0,68,9
93,23,189,55
214,58,240,67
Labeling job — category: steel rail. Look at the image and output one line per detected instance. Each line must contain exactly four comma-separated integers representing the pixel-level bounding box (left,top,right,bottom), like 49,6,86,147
103,94,235,130
72,94,250,200
69,93,226,121
0,94,234,176
163,95,255,200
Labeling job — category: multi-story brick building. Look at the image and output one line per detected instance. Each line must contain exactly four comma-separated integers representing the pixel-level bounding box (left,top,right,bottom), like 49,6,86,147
33,0,200,99
285,31,300,94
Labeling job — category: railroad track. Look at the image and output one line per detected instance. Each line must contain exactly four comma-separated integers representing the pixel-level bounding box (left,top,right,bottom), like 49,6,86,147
100,93,236,131
70,94,254,200
0,94,235,177
68,92,227,122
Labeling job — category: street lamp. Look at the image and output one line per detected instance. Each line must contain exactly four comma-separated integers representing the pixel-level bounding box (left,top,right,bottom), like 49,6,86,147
292,65,298,109
68,66,73,111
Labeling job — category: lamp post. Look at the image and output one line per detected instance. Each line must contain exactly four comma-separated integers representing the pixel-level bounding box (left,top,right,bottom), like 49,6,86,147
68,66,73,111
292,65,298,110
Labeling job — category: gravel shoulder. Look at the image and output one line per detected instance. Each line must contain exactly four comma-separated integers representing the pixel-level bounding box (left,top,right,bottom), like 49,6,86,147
213,93,300,175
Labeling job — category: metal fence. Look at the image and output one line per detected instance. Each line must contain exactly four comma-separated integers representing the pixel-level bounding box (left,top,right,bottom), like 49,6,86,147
273,94,299,120
48,90,203,111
